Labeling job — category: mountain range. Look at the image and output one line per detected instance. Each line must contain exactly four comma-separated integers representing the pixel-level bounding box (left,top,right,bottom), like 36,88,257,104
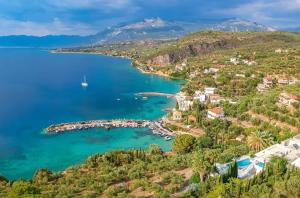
0,18,279,48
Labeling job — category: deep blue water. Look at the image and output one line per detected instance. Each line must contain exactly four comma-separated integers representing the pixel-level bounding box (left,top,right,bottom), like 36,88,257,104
0,48,180,180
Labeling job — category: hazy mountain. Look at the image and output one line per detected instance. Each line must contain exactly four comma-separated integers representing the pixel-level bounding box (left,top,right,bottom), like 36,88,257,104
90,18,277,44
0,18,276,47
206,18,277,32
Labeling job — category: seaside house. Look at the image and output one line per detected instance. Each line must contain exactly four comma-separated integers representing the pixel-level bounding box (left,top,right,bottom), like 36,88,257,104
257,75,274,92
176,95,193,111
209,94,224,105
263,76,273,86
172,110,182,121
194,91,207,103
207,107,225,119
279,92,299,106
254,135,300,168
204,87,217,95
277,76,289,85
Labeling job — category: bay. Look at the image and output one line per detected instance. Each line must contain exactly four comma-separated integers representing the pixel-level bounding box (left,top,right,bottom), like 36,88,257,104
0,48,180,179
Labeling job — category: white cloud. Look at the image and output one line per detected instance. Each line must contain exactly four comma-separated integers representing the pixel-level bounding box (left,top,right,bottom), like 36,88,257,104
217,0,300,27
0,18,98,36
47,0,136,10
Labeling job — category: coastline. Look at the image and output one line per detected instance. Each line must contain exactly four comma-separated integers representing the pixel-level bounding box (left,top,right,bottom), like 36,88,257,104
0,48,180,180
50,49,172,79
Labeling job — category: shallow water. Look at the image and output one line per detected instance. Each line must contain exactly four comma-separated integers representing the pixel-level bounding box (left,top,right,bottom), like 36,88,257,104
0,48,180,179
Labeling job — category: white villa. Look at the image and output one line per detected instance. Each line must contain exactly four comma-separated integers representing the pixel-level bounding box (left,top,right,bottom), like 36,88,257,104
277,76,297,85
263,75,273,85
255,135,300,168
204,87,216,95
175,95,193,111
207,107,224,119
194,91,207,103
209,94,224,105
279,92,299,106
257,75,274,92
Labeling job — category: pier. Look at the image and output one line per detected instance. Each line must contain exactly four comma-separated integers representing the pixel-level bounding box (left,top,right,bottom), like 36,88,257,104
136,92,175,98
45,119,175,139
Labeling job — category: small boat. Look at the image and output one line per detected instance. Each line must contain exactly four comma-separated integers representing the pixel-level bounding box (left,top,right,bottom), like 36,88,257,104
142,97,148,100
116,98,121,101
164,136,172,141
81,76,88,88
134,97,138,100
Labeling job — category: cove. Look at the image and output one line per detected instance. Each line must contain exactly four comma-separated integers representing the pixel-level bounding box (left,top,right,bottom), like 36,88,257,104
0,48,180,180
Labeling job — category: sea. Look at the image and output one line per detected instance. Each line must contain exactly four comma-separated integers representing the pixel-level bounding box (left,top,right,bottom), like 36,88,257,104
0,48,181,180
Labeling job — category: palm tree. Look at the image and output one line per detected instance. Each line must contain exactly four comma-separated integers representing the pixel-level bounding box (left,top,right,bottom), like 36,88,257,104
192,151,212,182
247,131,275,151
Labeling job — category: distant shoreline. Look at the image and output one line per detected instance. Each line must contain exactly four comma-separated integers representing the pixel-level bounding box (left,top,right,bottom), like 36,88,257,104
50,49,172,79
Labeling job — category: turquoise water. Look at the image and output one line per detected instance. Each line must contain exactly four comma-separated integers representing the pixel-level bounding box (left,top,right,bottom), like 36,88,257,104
258,162,265,168
237,159,252,167
0,48,181,180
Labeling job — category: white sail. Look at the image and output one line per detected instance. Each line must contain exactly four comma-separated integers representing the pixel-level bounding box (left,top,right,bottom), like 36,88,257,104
81,76,88,87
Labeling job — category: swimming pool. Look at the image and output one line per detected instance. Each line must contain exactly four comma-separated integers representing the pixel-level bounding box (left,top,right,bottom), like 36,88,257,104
258,162,265,168
237,158,252,167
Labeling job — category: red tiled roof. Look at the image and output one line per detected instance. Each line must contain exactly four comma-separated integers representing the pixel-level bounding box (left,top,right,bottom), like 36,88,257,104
281,92,299,100
208,107,224,114
264,76,273,81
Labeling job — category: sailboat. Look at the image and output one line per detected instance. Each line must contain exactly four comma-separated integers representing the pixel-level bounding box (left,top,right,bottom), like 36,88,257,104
81,76,88,88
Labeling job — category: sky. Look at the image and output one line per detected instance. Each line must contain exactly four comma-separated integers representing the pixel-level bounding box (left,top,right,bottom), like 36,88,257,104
0,0,299,36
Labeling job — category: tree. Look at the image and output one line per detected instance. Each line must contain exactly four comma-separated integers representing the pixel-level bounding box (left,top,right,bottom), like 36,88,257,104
286,175,300,197
148,144,163,155
196,135,213,149
8,180,40,198
247,131,275,151
267,156,288,176
192,151,212,182
172,134,195,154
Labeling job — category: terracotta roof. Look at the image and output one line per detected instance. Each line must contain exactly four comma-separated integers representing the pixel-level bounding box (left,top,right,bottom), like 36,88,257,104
264,76,273,81
208,107,224,114
281,92,299,100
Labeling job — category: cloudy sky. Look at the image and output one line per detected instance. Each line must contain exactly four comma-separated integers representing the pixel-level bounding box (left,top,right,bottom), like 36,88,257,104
0,0,299,36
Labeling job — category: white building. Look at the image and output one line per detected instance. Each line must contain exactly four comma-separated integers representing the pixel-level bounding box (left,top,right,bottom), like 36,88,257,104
279,92,299,106
204,87,216,95
172,110,182,121
209,94,224,105
207,107,225,119
176,95,193,111
194,91,207,103
230,57,239,65
263,76,273,86
203,67,219,74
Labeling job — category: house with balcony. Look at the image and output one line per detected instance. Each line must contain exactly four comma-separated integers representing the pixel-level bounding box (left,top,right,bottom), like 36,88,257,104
207,107,225,119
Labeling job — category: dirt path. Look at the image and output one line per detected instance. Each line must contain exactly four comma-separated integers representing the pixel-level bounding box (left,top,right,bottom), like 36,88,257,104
164,119,204,137
226,117,254,128
248,111,298,132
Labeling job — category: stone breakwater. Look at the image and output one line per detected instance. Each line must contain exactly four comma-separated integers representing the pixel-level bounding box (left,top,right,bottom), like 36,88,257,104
45,119,175,137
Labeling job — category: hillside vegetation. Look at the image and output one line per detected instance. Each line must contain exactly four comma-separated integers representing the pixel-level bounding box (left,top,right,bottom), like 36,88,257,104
7,31,300,197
